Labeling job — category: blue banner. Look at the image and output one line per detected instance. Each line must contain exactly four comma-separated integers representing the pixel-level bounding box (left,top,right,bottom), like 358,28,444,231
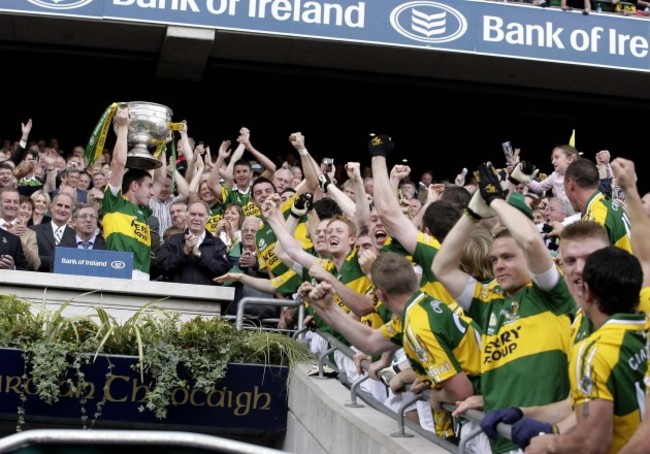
2,0,650,71
0,348,289,437
54,247,133,279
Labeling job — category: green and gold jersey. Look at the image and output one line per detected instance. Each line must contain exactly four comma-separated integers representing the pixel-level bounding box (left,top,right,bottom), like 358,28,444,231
571,286,650,345
102,187,152,273
222,186,259,218
583,191,632,253
468,277,575,454
205,204,224,234
256,194,310,277
381,291,482,438
570,313,648,454
384,233,468,316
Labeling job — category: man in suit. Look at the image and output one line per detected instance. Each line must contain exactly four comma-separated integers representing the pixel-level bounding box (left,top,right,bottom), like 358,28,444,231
158,200,230,285
0,187,40,270
58,203,106,250
0,228,28,270
30,192,75,271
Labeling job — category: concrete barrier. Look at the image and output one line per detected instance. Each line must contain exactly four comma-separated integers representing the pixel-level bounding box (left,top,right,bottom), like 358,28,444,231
282,363,453,454
0,270,234,322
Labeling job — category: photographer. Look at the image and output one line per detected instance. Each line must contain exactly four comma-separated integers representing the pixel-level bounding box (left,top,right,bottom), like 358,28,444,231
539,197,580,253
50,168,87,204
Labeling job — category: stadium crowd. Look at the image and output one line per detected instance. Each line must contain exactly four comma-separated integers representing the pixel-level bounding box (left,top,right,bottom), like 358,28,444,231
1,108,649,453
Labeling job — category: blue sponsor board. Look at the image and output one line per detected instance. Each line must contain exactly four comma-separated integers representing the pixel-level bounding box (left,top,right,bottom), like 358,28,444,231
54,248,133,279
1,0,649,71
0,348,289,437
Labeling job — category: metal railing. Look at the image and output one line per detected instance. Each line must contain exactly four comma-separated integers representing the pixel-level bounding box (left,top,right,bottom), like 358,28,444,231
314,332,515,453
0,429,284,453
231,297,516,453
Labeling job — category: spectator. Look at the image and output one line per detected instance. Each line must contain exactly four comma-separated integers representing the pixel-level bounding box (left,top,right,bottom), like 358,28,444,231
30,192,76,272
0,162,16,189
433,162,575,454
417,170,433,203
0,188,40,271
369,139,464,315
102,105,166,280
77,171,92,191
407,197,422,219
0,227,28,270
595,149,613,196
528,247,644,454
158,201,230,284
206,128,276,218
280,187,296,203
92,171,106,191
58,204,106,250
86,187,104,217
216,202,243,251
29,190,52,225
149,173,190,244
168,200,188,231
51,168,87,204
220,215,279,320
564,157,632,252
363,176,374,196
15,149,47,197
612,157,650,454
17,195,35,227
272,167,293,195
299,252,482,445
535,145,579,201
290,165,303,182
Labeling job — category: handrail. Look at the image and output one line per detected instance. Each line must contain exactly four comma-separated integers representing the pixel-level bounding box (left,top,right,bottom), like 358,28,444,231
0,429,284,453
315,329,516,453
235,296,304,332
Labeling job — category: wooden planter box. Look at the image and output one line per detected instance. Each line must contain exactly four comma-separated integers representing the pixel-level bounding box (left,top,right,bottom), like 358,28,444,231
0,348,289,439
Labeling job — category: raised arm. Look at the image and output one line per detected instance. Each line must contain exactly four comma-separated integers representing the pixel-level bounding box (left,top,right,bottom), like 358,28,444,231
431,209,476,304
206,141,232,203
370,138,419,253
108,105,129,189
477,163,554,275
237,127,276,180
171,164,190,200
611,157,650,284
319,176,356,219
213,271,276,293
301,281,394,355
273,194,311,269
151,150,167,199
261,194,317,270
345,162,370,231
177,121,194,163
220,141,245,189
288,132,320,195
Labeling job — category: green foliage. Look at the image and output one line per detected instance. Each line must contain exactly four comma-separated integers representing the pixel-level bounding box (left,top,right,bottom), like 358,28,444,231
0,294,315,426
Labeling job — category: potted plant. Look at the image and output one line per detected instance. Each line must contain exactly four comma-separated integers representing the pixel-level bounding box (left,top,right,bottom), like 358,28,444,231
0,292,314,438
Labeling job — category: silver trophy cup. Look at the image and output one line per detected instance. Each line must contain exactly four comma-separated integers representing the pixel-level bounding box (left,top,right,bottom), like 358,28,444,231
121,101,173,170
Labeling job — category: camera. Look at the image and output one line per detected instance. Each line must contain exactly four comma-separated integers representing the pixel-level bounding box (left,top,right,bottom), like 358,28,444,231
322,158,334,170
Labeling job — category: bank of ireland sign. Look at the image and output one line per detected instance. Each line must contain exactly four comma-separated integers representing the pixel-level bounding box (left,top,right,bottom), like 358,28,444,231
390,1,468,44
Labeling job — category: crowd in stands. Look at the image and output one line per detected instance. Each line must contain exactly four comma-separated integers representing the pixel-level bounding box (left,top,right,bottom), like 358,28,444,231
506,0,649,15
1,108,650,454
